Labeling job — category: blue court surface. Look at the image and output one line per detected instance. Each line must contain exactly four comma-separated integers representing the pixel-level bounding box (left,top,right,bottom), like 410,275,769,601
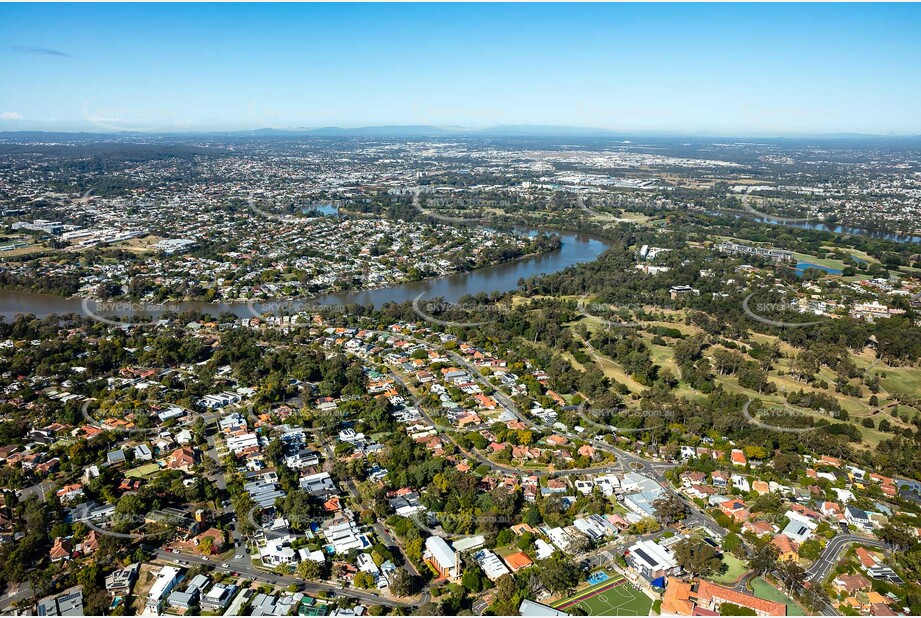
587,571,610,585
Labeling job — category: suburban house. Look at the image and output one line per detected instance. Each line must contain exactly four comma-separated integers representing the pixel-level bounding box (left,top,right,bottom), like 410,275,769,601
168,447,197,472
624,539,679,581
145,566,185,615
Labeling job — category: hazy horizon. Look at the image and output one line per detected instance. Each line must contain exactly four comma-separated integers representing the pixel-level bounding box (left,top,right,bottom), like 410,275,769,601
3,124,921,140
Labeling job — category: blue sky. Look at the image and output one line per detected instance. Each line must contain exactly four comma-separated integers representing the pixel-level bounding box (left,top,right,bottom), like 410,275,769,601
1,3,920,135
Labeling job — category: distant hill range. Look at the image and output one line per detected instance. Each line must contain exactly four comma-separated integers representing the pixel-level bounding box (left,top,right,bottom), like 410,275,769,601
1,125,919,145
273,124,628,137
0,125,629,139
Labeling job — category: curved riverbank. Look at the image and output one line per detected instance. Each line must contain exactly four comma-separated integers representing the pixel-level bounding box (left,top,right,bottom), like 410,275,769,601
0,227,609,320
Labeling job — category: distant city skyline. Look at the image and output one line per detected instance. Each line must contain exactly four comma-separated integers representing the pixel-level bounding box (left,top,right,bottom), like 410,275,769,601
2,3,921,136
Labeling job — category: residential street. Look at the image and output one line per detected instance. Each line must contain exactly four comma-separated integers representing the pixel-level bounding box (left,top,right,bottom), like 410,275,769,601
150,548,410,608
805,533,886,583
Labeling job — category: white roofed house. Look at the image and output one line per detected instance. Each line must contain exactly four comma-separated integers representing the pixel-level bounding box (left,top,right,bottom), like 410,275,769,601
574,479,595,495
200,583,238,612
624,539,679,581
593,473,621,497
168,573,209,612
832,487,855,504
573,514,618,542
83,465,101,482
534,538,555,561
260,537,298,566
845,506,873,530
324,519,372,555
145,565,185,615
474,549,511,581
338,428,362,443
544,526,575,553
218,411,247,433
285,449,320,469
451,535,486,553
157,406,186,423
105,563,140,595
226,432,260,455
388,492,426,517
244,480,286,509
783,510,818,543
198,394,228,410
296,547,324,565
356,552,380,575
621,472,661,494
731,474,750,492
299,471,336,496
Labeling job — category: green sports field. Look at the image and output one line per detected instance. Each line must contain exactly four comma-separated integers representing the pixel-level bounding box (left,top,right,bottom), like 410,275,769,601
552,573,653,616
750,577,805,616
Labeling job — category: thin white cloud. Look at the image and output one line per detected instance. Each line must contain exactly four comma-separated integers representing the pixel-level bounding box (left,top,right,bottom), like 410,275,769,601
10,45,71,58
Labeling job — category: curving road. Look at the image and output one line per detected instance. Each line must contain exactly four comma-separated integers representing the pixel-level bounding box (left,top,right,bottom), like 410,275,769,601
805,533,886,583
374,331,728,542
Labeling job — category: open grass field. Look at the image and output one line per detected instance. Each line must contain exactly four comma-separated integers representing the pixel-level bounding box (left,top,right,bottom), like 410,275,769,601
616,211,652,224
555,298,916,449
711,553,749,584
0,244,46,258
126,462,161,478
790,251,849,271
873,364,921,395
552,573,652,616
574,328,646,395
750,577,805,616
117,235,164,253
645,338,679,371
819,245,879,265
